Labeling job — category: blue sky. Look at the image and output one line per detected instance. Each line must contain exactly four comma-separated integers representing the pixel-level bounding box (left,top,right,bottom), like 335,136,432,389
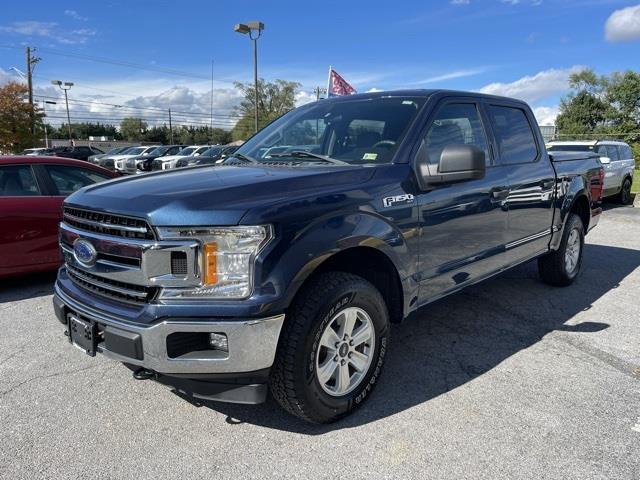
1,0,639,128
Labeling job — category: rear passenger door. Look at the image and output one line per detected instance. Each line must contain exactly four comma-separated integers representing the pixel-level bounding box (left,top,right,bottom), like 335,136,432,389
604,145,622,195
417,99,511,301
485,103,556,263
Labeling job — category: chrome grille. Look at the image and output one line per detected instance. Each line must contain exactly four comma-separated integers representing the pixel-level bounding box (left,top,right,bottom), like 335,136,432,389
63,207,155,240
151,159,163,170
66,264,156,304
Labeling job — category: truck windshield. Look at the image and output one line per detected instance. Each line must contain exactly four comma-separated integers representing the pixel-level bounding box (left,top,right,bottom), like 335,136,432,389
236,96,427,165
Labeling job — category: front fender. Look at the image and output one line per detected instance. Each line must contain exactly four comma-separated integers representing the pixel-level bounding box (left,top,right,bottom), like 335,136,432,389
261,210,412,312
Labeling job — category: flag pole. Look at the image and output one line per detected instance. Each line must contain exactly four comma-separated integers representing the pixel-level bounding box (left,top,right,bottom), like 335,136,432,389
327,65,332,98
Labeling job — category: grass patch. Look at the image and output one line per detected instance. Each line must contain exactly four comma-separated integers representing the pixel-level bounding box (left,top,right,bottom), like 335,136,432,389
633,170,640,195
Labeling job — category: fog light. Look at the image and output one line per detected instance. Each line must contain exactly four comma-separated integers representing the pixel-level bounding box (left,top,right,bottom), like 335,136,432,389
209,333,228,352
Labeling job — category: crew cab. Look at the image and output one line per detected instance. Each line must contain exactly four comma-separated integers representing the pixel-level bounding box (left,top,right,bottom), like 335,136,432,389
547,140,635,204
52,90,603,423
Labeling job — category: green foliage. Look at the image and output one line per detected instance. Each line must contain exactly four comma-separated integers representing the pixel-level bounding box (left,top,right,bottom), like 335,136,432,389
120,117,148,141
231,79,301,141
556,68,640,167
0,81,45,152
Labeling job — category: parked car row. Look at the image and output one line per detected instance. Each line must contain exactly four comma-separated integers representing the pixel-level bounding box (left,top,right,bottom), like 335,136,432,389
21,146,106,161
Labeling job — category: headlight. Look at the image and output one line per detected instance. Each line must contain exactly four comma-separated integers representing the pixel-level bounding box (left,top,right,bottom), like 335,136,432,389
157,225,272,300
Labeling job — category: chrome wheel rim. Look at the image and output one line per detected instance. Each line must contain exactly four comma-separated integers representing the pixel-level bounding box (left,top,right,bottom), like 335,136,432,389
564,229,581,275
315,307,375,397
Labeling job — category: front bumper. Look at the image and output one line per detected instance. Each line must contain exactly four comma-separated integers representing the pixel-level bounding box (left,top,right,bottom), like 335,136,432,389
53,284,285,376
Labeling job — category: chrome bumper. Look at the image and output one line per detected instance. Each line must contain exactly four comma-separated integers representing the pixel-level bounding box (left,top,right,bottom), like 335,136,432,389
54,284,285,375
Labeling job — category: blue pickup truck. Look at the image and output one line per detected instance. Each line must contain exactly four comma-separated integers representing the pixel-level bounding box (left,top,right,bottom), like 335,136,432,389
53,90,604,423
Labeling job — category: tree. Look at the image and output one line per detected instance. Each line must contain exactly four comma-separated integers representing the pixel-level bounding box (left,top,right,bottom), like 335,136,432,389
0,81,43,152
231,79,301,141
556,68,640,167
120,117,148,141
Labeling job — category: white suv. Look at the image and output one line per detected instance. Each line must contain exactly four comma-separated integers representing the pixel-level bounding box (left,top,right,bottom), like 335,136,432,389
547,140,635,204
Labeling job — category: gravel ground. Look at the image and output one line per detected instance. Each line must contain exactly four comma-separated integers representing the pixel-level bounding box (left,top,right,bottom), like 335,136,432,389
1,205,639,480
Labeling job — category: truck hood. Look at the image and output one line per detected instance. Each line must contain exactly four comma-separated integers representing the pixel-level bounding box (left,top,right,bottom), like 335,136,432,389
66,164,376,226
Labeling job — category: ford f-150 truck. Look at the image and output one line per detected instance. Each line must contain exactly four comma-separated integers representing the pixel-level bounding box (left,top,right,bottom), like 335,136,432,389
53,90,604,423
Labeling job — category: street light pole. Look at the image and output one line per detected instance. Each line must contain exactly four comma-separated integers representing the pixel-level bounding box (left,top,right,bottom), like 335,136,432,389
41,99,56,148
234,21,264,133
51,80,74,144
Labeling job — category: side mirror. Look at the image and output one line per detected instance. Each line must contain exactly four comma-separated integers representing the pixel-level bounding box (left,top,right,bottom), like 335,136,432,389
415,144,486,189
599,156,611,164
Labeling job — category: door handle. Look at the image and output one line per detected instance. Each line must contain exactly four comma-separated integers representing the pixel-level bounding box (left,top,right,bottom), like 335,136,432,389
541,180,555,189
491,188,510,200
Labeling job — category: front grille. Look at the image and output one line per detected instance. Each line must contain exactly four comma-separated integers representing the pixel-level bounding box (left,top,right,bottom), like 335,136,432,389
66,264,156,304
64,207,155,240
151,159,163,170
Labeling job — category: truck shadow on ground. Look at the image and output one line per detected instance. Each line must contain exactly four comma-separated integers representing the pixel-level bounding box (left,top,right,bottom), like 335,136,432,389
193,243,639,433
0,271,56,303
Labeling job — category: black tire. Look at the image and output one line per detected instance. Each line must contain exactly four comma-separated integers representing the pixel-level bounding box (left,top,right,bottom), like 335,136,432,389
616,177,632,205
538,213,584,287
269,272,390,423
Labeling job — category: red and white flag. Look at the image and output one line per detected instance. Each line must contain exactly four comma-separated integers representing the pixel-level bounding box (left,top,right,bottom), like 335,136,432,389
327,68,356,97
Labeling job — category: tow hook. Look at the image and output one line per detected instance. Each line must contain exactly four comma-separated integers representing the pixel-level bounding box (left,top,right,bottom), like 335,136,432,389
132,368,156,380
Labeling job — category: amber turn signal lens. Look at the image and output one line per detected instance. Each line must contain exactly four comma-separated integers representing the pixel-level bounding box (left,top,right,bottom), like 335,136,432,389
203,243,218,285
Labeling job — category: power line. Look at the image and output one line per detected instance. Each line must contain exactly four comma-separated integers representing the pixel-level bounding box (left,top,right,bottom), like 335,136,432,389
3,44,213,80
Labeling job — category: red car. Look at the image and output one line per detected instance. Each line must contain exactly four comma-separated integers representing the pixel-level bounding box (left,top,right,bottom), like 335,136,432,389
0,156,119,279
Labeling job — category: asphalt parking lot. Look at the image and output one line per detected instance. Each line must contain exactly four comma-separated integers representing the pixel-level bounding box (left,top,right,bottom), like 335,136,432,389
1,205,639,480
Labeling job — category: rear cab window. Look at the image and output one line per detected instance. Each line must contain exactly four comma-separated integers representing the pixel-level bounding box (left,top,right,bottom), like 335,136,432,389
488,105,539,164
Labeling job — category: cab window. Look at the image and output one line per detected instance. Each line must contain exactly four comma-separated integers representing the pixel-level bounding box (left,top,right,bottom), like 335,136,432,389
424,103,490,165
489,105,538,164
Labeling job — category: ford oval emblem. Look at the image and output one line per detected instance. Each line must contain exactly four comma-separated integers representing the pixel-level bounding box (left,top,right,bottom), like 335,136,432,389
73,238,97,266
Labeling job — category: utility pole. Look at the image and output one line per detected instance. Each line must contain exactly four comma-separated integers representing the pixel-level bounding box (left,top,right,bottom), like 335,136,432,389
210,59,214,141
26,47,40,134
168,108,173,143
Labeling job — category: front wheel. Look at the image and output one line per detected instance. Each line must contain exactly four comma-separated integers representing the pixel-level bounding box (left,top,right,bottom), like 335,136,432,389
538,213,584,286
270,272,389,423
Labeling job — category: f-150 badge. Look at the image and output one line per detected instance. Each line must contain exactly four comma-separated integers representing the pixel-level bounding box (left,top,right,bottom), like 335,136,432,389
383,194,415,208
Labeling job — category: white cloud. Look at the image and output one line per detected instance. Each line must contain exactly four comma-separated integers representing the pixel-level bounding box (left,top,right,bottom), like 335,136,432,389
64,10,88,21
479,66,583,103
0,20,96,45
605,4,640,42
532,106,559,125
366,88,384,92
415,68,487,85
295,90,317,106
450,0,470,5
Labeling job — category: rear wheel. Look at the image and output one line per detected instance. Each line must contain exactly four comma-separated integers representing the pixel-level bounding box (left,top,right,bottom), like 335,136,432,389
270,272,389,423
616,177,632,205
538,213,584,286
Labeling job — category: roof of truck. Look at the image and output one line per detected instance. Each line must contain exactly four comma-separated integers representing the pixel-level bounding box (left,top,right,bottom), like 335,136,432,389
547,140,629,146
322,89,530,105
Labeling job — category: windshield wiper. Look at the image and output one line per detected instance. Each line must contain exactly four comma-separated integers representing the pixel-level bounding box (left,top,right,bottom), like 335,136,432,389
268,150,349,165
226,153,258,164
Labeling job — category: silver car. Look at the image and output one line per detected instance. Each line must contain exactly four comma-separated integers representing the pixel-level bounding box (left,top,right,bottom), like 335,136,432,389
547,140,635,204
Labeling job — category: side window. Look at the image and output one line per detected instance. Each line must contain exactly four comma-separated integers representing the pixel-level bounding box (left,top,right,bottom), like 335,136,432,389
0,165,41,196
45,165,111,196
488,105,538,164
596,145,608,156
605,145,620,161
424,103,489,165
618,145,632,160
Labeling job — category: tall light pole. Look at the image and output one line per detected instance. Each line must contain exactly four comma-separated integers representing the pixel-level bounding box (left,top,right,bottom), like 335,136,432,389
41,99,56,148
234,21,264,133
51,80,74,144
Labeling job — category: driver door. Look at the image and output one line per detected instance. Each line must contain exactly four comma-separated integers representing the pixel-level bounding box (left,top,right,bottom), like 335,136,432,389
416,99,511,304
